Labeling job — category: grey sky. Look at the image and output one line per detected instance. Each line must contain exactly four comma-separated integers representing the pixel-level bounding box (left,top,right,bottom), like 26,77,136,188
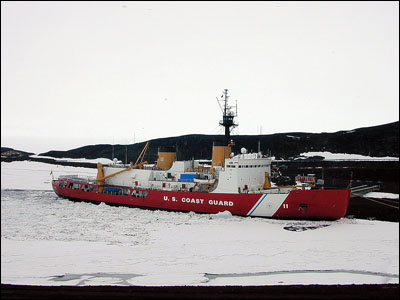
1,1,399,153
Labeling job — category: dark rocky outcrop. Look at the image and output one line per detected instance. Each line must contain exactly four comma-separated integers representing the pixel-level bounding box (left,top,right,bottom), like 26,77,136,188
1,148,34,162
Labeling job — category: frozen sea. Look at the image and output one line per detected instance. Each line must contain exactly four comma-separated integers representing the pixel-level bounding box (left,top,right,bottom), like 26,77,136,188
1,160,399,286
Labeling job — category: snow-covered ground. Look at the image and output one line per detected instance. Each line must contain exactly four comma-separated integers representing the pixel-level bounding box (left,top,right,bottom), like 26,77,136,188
364,192,399,200
1,160,399,286
297,151,399,161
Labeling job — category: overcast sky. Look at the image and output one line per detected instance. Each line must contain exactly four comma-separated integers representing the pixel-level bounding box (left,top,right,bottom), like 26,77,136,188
1,1,399,153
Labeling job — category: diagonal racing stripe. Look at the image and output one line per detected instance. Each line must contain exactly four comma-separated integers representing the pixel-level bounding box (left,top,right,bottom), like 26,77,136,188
247,194,267,216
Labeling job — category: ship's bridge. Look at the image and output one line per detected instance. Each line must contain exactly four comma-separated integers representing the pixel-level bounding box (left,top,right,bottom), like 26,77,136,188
212,153,272,194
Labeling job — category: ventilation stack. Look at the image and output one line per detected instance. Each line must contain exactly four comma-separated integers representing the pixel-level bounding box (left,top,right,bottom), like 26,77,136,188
156,146,176,170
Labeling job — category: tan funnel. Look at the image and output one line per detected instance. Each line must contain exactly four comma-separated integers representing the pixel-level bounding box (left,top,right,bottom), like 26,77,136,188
156,146,176,170
211,141,232,167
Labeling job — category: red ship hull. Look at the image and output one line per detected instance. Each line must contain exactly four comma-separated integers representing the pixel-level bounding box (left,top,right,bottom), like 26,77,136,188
52,179,350,220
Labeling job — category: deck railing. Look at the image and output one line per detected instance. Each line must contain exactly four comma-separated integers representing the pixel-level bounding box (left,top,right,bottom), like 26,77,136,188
58,175,97,184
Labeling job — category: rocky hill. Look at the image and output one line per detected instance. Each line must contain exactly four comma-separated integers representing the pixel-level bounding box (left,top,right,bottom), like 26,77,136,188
1,148,34,162
38,121,399,163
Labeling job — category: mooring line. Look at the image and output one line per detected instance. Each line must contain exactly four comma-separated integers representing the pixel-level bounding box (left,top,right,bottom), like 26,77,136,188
360,196,399,209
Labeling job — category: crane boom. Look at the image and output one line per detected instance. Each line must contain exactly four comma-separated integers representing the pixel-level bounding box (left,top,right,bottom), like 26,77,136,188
133,141,150,166
96,142,150,191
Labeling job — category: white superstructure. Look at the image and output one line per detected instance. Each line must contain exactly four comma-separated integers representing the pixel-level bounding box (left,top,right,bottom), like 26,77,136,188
102,152,272,195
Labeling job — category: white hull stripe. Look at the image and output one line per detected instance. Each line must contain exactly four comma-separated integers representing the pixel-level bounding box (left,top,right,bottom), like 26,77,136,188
247,193,289,217
247,194,267,216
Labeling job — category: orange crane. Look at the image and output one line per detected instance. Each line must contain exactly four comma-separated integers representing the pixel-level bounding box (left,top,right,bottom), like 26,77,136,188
96,142,150,192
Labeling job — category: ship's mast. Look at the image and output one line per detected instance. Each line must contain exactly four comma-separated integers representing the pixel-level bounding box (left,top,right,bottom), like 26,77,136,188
218,89,238,143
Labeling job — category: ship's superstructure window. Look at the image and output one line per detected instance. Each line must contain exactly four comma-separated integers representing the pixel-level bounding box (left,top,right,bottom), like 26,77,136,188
132,190,148,198
82,185,94,192
67,182,81,189
237,164,268,169
59,181,67,187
